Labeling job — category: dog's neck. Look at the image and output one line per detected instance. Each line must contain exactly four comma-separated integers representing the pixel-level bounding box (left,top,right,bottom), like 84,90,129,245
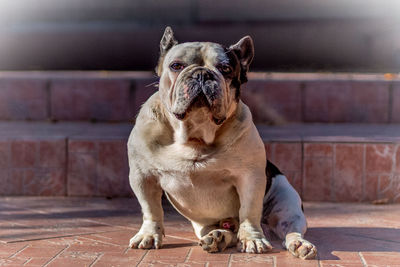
168,107,219,146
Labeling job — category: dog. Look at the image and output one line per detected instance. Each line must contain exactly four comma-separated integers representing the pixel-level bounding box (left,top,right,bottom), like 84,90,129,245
127,27,317,260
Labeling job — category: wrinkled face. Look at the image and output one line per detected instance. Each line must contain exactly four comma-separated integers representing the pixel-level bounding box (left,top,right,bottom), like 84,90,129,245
157,27,254,126
159,42,241,125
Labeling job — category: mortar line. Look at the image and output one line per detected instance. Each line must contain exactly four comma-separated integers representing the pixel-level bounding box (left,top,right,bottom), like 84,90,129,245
184,247,192,263
227,253,233,267
358,252,368,267
135,250,149,267
88,252,104,267
42,244,70,267
8,244,29,258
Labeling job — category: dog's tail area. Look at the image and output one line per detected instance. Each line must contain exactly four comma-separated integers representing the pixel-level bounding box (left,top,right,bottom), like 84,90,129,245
265,160,282,195
264,160,304,212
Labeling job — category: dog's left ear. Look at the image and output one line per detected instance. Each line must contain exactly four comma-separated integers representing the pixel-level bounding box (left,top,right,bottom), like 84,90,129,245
229,36,254,83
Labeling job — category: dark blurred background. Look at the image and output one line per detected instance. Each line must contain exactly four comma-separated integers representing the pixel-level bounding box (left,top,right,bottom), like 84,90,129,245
0,0,399,72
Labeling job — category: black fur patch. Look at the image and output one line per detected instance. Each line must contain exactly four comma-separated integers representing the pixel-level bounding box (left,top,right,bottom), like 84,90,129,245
265,160,283,195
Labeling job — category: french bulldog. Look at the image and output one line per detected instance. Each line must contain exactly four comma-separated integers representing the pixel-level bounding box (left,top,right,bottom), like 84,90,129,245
127,26,317,259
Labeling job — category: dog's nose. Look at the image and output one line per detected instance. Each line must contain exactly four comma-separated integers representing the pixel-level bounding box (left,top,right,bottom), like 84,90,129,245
192,69,213,84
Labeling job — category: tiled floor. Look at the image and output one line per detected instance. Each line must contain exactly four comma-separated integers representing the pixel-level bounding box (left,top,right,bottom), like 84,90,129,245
0,197,399,266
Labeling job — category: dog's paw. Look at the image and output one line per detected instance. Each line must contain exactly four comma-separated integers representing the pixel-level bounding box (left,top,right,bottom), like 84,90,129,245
129,232,163,249
129,223,164,249
199,229,234,253
237,225,272,254
284,233,317,260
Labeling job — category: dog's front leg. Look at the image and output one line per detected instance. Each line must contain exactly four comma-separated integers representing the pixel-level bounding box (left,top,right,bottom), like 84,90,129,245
236,172,272,253
129,169,164,249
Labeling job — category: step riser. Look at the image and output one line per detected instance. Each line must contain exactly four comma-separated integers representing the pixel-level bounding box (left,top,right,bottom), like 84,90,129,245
1,137,399,203
1,73,399,123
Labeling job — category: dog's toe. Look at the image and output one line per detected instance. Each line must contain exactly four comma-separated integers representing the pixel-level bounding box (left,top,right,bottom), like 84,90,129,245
129,233,162,250
199,230,231,253
286,237,317,260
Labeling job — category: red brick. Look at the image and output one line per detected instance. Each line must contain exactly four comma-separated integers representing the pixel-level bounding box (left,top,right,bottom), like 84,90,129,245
230,254,274,266
67,153,97,196
69,140,96,153
188,247,230,263
141,247,191,263
361,252,400,265
364,174,379,201
366,144,395,173
273,143,302,171
285,170,302,195
303,157,333,201
304,143,333,157
304,81,352,122
0,170,11,195
23,169,66,196
351,81,390,123
11,141,37,168
242,81,302,123
97,141,130,197
0,79,47,120
51,79,131,121
396,145,400,173
334,144,364,201
391,82,400,123
0,141,10,168
378,174,400,202
39,140,66,168
304,81,389,123
6,170,23,195
264,143,272,160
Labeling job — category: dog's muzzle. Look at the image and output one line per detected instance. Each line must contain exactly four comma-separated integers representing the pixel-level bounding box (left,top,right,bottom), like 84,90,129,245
171,68,226,124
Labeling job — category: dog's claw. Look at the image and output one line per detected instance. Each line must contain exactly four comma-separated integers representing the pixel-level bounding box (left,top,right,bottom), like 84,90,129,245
129,233,163,250
199,229,234,253
285,235,317,260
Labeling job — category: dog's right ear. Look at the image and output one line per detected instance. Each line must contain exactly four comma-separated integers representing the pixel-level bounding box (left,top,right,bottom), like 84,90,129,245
160,26,178,55
156,26,178,76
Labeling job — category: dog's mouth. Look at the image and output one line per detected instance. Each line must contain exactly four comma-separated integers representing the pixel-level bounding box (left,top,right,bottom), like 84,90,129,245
171,68,226,125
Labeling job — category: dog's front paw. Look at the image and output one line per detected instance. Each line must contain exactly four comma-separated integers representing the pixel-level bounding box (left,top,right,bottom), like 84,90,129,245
199,229,235,253
129,223,164,249
237,225,272,254
285,233,317,260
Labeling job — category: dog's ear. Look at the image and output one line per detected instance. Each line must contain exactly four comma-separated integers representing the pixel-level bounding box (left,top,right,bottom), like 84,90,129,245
156,26,178,76
160,26,178,55
229,36,254,83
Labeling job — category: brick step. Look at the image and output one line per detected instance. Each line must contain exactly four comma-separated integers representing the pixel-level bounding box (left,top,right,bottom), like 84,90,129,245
0,71,399,123
0,121,399,203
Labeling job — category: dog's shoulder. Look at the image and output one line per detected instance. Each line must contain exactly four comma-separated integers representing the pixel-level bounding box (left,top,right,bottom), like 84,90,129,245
129,92,174,151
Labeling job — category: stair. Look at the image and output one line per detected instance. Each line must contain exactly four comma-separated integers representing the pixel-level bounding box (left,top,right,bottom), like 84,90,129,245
0,71,399,203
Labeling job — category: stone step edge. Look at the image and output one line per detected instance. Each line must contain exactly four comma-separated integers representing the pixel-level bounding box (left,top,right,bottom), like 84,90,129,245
0,71,399,82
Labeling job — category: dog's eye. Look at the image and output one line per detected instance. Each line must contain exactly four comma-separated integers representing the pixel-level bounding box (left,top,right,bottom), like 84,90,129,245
170,62,185,71
218,64,232,75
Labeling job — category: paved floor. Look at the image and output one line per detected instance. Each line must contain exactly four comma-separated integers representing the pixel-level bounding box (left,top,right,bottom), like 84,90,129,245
0,197,399,267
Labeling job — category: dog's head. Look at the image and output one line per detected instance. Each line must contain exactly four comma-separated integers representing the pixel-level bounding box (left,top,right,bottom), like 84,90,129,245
156,27,254,126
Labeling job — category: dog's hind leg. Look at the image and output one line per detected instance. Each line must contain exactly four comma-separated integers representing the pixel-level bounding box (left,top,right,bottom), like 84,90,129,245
193,221,238,253
263,161,317,260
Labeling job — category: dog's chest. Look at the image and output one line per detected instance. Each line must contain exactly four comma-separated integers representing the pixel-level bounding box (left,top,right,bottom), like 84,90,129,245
158,169,240,221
